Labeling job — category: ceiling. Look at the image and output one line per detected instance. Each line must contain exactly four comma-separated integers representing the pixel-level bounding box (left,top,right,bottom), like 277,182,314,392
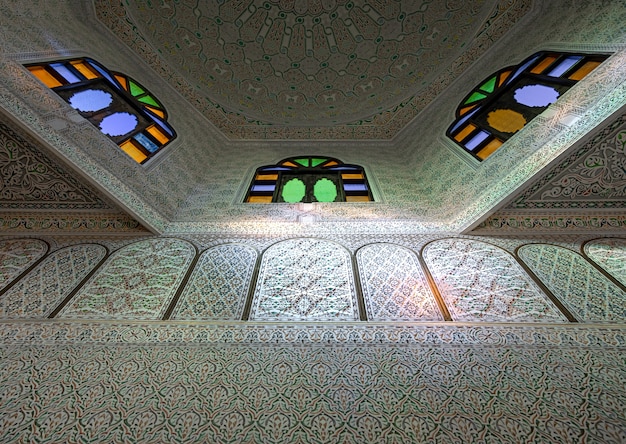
97,0,533,139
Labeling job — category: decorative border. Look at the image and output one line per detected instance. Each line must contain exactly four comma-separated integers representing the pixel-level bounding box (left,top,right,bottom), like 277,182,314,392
1,320,624,348
0,212,146,233
471,213,626,234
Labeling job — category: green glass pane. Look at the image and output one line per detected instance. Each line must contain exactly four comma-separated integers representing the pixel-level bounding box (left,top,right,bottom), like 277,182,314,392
293,158,309,167
313,178,337,202
464,91,487,105
311,157,327,167
479,76,497,93
138,95,160,107
282,178,306,203
129,80,146,97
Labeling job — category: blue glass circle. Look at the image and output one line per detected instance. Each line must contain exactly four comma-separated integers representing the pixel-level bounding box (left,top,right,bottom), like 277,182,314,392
514,84,559,107
68,89,113,112
99,112,138,137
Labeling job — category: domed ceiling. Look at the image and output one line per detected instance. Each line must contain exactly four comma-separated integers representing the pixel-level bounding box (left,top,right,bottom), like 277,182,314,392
98,0,533,138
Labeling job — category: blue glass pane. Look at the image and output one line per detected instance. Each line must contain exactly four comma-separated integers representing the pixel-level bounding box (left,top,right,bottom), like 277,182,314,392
150,113,174,136
68,89,113,112
260,167,293,171
514,84,559,107
327,166,359,171
450,108,479,134
344,184,368,191
99,112,138,137
88,61,120,89
134,133,159,153
508,54,542,84
251,185,276,192
547,56,583,77
51,63,81,84
465,130,490,150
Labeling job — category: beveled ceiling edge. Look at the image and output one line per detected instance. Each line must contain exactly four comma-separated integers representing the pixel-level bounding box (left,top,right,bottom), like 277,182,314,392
94,0,533,140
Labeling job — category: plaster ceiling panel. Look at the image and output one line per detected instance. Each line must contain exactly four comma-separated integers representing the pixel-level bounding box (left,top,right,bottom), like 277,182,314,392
105,0,532,138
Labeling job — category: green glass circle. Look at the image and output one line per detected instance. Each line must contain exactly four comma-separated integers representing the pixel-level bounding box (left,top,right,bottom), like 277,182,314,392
313,178,337,202
282,178,306,203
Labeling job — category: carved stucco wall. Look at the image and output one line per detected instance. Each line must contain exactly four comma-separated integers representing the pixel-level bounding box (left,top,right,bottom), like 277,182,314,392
0,232,625,443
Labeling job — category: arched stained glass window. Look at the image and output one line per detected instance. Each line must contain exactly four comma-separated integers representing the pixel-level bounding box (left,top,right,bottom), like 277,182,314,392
245,156,373,203
26,58,176,164
448,51,609,161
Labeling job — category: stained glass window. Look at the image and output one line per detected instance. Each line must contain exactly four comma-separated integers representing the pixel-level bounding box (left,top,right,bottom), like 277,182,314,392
245,156,373,203
26,58,176,164
448,51,609,161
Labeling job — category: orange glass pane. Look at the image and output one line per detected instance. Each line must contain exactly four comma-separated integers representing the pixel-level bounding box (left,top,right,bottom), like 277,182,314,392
247,195,273,203
281,161,298,167
146,125,170,145
346,195,371,202
476,138,503,160
120,140,148,163
453,123,477,142
115,74,128,90
498,70,511,86
459,104,477,116
28,66,62,88
70,61,99,79
256,174,279,181
530,56,557,74
145,105,165,118
568,61,601,81
325,161,339,166
341,173,364,180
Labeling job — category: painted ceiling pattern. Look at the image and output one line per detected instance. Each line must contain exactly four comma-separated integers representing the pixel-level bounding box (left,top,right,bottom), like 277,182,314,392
96,0,533,139
0,121,112,210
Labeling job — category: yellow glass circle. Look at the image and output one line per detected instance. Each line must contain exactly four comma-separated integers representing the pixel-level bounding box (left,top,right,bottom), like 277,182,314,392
487,109,527,133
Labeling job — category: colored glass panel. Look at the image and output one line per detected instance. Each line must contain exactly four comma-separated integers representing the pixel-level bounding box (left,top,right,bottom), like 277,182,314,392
530,55,557,74
134,133,159,153
311,158,327,167
50,63,81,83
313,178,338,202
345,195,371,202
569,61,601,81
464,130,490,150
341,173,364,180
476,138,502,160
70,61,99,80
68,89,113,112
293,158,309,167
146,125,170,145
247,195,273,203
487,109,526,133
479,76,497,93
120,140,148,163
547,56,582,77
115,75,128,90
453,123,477,142
282,178,306,202
138,95,160,107
465,91,487,105
129,80,145,97
325,161,339,166
100,112,138,137
498,70,511,86
28,66,63,88
514,84,559,107
145,106,166,118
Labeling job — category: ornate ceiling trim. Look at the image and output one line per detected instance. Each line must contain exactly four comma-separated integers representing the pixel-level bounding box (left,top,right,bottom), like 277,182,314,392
94,0,533,140
0,212,147,234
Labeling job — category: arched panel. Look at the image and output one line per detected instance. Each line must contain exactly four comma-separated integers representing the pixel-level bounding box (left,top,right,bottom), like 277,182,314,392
58,238,195,320
250,238,358,321
423,239,566,322
0,238,48,291
357,243,443,321
171,244,257,320
0,244,106,319
520,244,626,323
584,238,626,287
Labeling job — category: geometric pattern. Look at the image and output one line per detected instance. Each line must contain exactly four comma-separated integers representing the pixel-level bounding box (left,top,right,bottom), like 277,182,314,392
250,238,358,321
171,244,257,320
96,0,533,139
0,244,106,319
57,238,195,320
585,238,626,287
505,113,626,210
1,340,624,443
0,120,112,210
423,239,567,322
518,244,626,323
0,238,48,291
357,243,443,321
